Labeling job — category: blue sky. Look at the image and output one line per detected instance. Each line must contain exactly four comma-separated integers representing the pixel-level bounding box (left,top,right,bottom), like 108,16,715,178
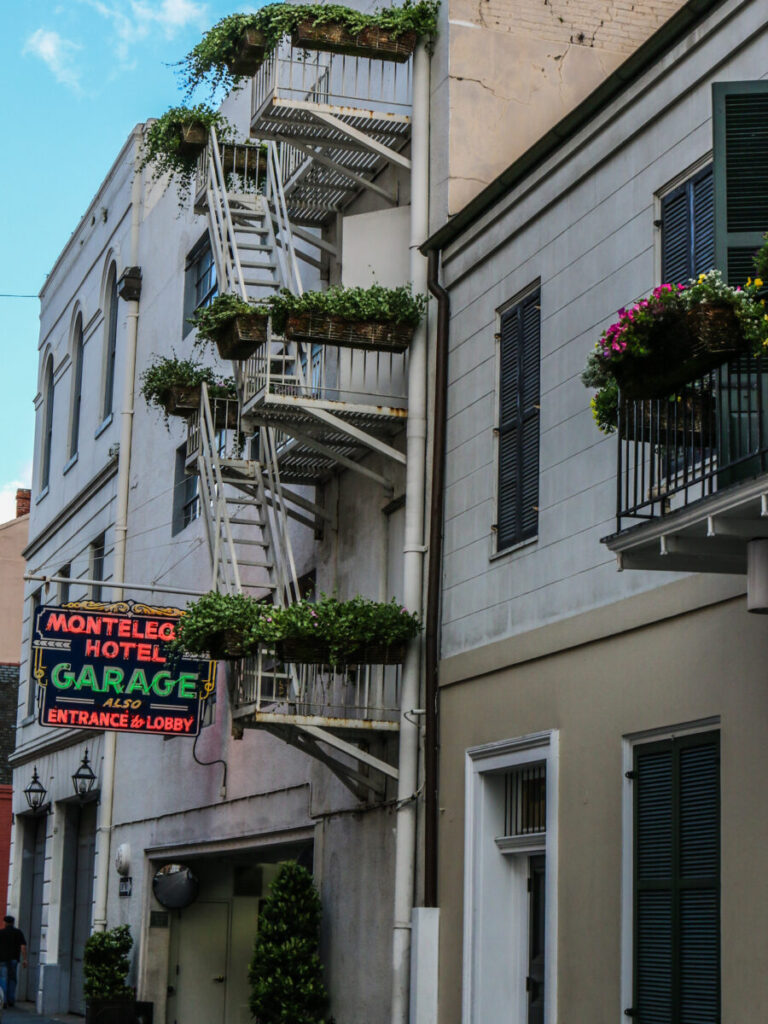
0,0,242,521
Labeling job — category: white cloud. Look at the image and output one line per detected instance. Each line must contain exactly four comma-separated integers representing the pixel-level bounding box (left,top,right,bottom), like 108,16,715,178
78,0,207,64
0,467,32,526
23,28,83,92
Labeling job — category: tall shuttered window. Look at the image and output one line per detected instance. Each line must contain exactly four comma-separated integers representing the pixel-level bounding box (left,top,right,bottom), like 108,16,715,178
497,290,540,551
713,81,768,286
632,732,719,1023
660,166,714,283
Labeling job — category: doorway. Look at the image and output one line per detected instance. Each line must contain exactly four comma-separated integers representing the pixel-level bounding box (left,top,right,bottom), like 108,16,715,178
18,814,46,1003
60,801,97,1014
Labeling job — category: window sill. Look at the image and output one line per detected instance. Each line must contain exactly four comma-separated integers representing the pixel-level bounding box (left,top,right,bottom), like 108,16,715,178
490,534,538,561
21,714,36,728
63,453,78,476
94,413,113,439
35,486,49,506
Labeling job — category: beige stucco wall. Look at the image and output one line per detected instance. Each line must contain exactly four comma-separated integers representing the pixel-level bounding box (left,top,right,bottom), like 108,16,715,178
444,0,686,214
437,578,768,1021
0,516,28,664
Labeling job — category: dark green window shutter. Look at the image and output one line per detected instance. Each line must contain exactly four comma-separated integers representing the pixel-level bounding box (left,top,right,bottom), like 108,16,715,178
661,166,713,283
713,81,768,284
498,290,540,550
633,733,719,1024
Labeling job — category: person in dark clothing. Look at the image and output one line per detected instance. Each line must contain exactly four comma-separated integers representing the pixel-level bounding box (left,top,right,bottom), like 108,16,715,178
0,915,27,1007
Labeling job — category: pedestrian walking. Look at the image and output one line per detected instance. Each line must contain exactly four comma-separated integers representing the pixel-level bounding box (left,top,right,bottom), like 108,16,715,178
0,916,27,1008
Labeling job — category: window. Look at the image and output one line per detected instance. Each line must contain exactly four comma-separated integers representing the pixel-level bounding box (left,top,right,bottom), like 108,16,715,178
40,356,55,492
659,165,713,283
90,534,106,602
713,81,768,284
172,445,199,535
70,315,84,457
497,290,540,551
464,732,558,1024
629,731,719,1022
183,234,217,336
103,265,118,421
26,589,42,716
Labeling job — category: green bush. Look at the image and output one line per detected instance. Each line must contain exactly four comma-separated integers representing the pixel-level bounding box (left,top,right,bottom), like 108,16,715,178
83,925,133,1001
139,105,235,203
249,863,332,1024
180,1,440,98
267,284,428,334
188,293,270,349
140,355,235,424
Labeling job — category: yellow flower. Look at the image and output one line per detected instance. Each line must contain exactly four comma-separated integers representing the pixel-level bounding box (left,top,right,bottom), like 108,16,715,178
698,273,706,282
747,277,753,286
756,278,764,288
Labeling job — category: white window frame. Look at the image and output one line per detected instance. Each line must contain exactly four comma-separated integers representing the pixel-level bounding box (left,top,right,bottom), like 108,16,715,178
463,730,559,1024
619,715,720,1022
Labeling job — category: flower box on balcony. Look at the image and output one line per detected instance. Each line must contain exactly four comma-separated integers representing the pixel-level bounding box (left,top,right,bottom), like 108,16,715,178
177,121,209,158
164,385,201,417
348,641,407,665
277,638,407,665
277,638,332,664
292,21,417,62
285,311,414,353
226,27,267,76
213,313,269,361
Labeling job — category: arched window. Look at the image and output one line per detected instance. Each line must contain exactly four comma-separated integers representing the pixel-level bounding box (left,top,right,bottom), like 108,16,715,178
70,314,84,458
41,355,54,490
103,264,118,420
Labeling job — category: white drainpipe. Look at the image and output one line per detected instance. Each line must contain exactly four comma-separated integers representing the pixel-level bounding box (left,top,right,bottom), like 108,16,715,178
391,40,430,1024
93,127,143,931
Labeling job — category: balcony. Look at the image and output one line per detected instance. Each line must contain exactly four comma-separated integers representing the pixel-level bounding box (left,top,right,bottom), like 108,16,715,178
228,651,401,733
603,359,768,574
251,41,412,226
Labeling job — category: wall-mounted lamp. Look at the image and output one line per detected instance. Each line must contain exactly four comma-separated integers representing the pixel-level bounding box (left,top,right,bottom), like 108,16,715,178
24,768,49,814
72,749,97,799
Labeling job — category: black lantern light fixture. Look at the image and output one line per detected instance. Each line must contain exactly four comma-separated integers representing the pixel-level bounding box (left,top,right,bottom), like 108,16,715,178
24,768,49,813
72,749,97,799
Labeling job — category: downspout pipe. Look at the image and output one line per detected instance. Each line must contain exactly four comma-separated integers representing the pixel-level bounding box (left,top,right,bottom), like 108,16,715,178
424,250,449,909
93,127,143,932
391,39,430,1024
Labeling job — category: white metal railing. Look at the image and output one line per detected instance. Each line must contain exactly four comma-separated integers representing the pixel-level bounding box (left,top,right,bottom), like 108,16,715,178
252,41,412,123
230,653,401,724
243,335,409,411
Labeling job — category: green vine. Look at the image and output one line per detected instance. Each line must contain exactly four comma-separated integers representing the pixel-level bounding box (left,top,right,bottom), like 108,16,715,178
139,105,236,203
140,355,235,425
180,1,440,98
268,284,428,334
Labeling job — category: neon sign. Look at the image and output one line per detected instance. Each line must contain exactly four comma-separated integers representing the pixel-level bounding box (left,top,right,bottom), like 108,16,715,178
33,601,216,737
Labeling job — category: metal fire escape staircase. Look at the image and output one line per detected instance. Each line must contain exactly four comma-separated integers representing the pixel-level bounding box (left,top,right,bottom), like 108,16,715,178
184,46,414,792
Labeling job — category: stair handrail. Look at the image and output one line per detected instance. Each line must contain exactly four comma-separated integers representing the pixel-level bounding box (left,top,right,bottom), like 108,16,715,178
267,142,303,297
199,382,242,594
208,129,249,300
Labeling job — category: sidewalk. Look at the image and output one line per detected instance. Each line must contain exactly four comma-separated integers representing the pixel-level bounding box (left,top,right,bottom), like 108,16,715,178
2,1003,82,1023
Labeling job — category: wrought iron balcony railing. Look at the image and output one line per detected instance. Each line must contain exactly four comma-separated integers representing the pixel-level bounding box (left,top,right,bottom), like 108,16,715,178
616,358,768,530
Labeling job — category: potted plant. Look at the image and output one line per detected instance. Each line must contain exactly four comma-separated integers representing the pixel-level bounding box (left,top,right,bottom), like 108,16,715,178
268,284,428,353
189,293,270,361
179,1,441,99
139,105,235,204
140,355,235,425
582,273,768,434
83,924,137,1024
249,862,332,1024
171,592,279,660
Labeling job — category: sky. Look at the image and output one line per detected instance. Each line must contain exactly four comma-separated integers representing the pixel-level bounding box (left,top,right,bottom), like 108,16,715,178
0,0,245,522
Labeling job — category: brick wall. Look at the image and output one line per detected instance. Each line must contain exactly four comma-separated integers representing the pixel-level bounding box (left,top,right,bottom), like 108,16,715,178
0,664,19,786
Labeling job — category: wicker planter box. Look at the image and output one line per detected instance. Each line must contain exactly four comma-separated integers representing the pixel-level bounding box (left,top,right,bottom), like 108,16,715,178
292,21,418,62
285,312,414,353
177,121,208,159
619,391,713,442
213,313,268,361
346,641,407,664
277,638,331,664
162,385,201,417
227,27,267,76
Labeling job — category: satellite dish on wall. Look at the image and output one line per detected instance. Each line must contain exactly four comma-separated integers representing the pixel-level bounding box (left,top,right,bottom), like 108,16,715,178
152,863,200,909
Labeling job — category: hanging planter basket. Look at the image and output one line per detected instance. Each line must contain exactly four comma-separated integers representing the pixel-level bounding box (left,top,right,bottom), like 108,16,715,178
291,21,418,63
177,121,208,159
285,312,414,353
223,628,254,659
161,385,201,418
686,302,750,369
618,390,713,442
346,641,407,665
277,638,332,664
212,313,269,361
277,637,407,665
226,27,267,76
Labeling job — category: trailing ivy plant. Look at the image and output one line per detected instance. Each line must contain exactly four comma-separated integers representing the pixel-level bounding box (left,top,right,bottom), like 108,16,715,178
188,293,270,349
83,924,133,1001
139,105,236,204
140,355,235,425
180,1,440,98
249,862,333,1024
267,284,428,334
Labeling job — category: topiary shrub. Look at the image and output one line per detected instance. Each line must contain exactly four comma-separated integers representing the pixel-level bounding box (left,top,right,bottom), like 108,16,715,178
249,863,333,1024
83,924,133,1001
